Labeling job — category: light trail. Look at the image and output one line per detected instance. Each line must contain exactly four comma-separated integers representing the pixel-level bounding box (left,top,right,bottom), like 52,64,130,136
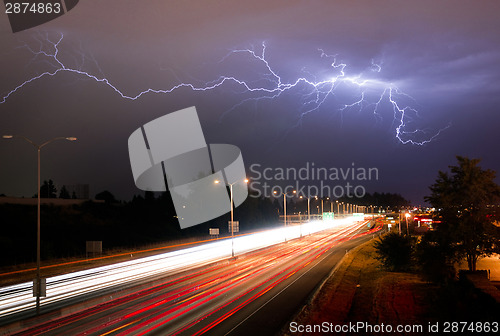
112,221,372,335
0,216,358,320
0,236,234,278
6,218,381,335
168,223,374,336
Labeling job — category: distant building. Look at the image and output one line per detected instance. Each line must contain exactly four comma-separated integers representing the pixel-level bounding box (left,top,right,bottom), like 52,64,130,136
66,184,90,199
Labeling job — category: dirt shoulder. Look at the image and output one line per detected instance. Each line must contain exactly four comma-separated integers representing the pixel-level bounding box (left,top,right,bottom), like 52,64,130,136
282,240,499,335
282,239,448,335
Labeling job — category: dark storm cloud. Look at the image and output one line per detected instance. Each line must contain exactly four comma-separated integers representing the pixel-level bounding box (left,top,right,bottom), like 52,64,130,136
1,0,500,203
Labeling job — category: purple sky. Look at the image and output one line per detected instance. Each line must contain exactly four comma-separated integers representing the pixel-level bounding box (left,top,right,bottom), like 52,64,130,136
1,0,500,204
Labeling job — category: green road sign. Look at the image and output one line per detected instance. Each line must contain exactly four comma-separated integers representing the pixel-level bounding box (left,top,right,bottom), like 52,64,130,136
322,212,334,220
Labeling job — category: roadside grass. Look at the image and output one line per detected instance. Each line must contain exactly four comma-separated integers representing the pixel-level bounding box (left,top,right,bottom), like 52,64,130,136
282,240,441,335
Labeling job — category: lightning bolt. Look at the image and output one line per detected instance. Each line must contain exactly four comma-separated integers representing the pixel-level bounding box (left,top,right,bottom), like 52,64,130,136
0,32,448,145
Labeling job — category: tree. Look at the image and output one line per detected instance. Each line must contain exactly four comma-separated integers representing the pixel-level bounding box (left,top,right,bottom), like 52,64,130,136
374,232,414,271
144,191,155,203
425,156,500,271
40,179,57,198
59,185,71,199
338,192,410,209
416,230,456,283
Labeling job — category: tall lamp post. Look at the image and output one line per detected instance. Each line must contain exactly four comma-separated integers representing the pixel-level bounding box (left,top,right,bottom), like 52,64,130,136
298,211,302,238
398,210,402,235
215,178,248,257
2,135,77,314
314,196,324,217
274,189,296,241
405,213,411,236
299,195,311,222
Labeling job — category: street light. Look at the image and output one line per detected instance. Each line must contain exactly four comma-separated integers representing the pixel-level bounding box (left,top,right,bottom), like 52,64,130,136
274,189,296,241
298,211,302,238
405,213,411,236
299,195,311,222
214,178,248,257
3,135,77,314
398,211,402,235
314,196,324,217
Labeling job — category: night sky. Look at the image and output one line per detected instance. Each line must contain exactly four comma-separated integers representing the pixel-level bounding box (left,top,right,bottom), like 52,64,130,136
1,0,500,204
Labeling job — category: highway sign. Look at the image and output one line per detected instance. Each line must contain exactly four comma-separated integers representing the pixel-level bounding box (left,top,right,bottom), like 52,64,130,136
322,212,334,220
228,221,239,233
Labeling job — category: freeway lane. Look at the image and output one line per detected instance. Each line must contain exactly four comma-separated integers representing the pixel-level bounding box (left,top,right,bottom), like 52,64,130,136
9,219,380,335
209,234,373,336
172,222,378,336
0,217,359,323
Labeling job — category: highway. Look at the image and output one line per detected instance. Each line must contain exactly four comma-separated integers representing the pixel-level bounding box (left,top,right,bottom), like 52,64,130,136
1,217,381,335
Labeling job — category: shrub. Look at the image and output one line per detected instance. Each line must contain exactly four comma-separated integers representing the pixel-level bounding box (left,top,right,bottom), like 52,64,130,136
374,232,414,271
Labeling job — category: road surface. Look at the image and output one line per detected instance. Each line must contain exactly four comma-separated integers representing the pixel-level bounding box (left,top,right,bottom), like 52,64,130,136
3,219,380,335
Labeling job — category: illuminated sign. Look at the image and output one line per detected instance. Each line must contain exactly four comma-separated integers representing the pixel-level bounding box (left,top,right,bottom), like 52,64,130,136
322,212,334,220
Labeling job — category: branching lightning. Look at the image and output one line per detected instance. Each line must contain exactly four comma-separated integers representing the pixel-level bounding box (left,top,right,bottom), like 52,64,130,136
0,33,449,145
